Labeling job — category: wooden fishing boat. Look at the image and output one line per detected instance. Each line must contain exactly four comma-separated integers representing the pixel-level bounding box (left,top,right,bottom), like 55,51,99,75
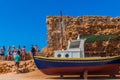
34,34,120,77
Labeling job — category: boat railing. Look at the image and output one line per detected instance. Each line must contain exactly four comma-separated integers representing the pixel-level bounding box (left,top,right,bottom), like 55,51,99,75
85,51,120,57
54,50,119,53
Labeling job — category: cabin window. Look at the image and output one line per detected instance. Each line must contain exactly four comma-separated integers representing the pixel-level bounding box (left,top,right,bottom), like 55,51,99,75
69,41,80,48
56,19,59,22
91,19,95,23
79,19,83,23
57,54,61,57
116,19,120,22
67,18,71,24
103,19,107,23
65,54,69,58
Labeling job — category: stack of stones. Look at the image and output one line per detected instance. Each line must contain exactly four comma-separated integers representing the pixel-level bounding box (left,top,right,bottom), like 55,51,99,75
42,16,120,57
0,60,37,73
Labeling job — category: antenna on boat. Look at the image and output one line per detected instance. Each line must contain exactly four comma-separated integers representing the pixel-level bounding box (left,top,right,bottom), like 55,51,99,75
104,37,111,56
60,10,63,49
77,34,81,40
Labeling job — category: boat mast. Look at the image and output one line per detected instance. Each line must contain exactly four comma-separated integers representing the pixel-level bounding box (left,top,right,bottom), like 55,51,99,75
60,10,63,49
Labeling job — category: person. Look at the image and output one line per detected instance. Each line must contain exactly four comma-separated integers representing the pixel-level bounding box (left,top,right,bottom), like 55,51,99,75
30,45,36,59
6,46,11,60
34,45,40,56
0,48,4,60
13,49,20,73
12,45,16,60
3,46,7,60
21,46,26,60
12,45,16,53
2,46,5,54
17,45,21,57
1,46,5,60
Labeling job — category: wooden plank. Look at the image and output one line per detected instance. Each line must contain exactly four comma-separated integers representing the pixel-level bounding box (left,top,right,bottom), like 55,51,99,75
84,70,88,80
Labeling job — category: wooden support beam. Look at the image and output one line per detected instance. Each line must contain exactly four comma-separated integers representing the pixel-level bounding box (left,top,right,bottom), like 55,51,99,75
60,75,63,78
84,70,88,80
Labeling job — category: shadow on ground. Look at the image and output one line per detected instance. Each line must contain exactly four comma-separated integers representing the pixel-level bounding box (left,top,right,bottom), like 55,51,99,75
46,75,120,79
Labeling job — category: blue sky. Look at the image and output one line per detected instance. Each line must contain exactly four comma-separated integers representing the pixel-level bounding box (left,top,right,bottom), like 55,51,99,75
0,0,120,51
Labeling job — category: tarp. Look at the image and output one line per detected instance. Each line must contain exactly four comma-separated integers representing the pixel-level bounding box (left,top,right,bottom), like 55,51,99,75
82,34,118,43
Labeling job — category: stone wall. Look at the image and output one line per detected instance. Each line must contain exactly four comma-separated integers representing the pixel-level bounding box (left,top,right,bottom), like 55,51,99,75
0,60,37,73
42,16,120,57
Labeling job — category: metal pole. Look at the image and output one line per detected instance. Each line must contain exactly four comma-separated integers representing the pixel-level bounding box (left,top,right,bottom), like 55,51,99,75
60,10,63,49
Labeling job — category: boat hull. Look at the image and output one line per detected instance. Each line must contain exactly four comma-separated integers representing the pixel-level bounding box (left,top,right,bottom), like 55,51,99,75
34,56,120,75
40,64,119,75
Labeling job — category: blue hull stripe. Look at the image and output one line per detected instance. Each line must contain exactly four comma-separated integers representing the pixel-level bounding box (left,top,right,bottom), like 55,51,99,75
34,58,120,69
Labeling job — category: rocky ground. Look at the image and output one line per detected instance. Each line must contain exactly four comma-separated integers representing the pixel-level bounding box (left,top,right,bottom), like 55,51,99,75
0,60,37,73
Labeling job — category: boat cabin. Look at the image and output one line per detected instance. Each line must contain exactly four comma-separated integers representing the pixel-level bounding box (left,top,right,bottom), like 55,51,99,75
54,35,86,58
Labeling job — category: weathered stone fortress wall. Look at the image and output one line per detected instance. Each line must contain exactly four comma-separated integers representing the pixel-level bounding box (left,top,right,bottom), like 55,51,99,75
42,16,120,56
